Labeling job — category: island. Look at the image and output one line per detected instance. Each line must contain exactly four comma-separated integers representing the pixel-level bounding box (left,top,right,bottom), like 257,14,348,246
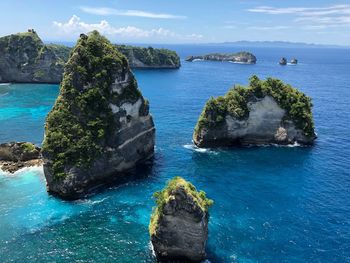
279,57,287,65
116,45,180,69
193,75,316,148
149,177,213,262
0,29,70,83
0,142,42,173
185,52,256,64
0,31,181,83
41,31,155,199
291,58,298,64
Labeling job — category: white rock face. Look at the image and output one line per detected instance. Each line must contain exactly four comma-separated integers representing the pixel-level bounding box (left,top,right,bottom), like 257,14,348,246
226,96,285,141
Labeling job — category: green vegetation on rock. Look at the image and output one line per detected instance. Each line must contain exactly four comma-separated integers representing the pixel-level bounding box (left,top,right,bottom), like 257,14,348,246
194,75,315,138
149,176,213,235
42,31,142,178
116,45,180,68
20,142,37,153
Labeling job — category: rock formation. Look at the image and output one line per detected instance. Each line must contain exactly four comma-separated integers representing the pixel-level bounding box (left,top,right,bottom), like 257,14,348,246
149,177,213,262
0,142,42,173
116,45,181,69
41,31,155,199
186,52,256,64
0,31,70,83
291,58,298,64
279,57,287,65
0,31,181,84
193,75,316,147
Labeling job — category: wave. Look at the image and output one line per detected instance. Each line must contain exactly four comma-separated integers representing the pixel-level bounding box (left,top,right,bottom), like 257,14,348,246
0,83,11,86
76,196,110,206
228,61,250,64
0,164,43,176
0,92,9,97
183,143,219,154
192,59,204,62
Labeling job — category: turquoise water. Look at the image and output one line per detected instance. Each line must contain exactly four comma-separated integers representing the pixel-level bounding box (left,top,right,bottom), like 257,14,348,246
0,46,349,262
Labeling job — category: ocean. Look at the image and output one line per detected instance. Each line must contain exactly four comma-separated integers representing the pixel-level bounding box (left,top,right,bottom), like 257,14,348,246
0,45,349,262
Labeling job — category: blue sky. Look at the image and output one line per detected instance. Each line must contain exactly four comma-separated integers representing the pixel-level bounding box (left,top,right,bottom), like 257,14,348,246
1,0,349,45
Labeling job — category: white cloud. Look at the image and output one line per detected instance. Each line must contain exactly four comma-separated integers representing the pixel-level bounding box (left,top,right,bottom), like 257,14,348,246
80,6,186,19
247,26,290,31
52,15,201,42
247,5,350,16
246,4,350,29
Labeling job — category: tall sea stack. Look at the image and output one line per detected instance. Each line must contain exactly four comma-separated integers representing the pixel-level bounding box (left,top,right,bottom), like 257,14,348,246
42,31,155,199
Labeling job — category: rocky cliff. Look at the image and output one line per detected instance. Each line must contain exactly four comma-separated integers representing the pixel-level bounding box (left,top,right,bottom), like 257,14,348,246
41,31,155,199
116,45,181,69
0,142,42,173
186,52,256,64
193,75,316,147
0,30,70,83
149,177,213,262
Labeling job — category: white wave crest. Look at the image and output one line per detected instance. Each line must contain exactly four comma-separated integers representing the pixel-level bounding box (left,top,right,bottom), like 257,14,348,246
0,165,43,177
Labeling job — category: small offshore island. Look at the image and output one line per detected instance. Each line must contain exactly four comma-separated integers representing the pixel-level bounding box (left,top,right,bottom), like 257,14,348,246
193,75,316,148
0,30,181,83
150,177,213,261
186,52,256,64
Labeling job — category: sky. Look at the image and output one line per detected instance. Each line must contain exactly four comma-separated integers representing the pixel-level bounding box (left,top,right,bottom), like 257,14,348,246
0,0,349,45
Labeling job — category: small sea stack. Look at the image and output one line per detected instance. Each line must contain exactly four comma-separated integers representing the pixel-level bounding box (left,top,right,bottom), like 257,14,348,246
279,57,287,65
149,177,213,262
291,58,298,64
193,75,317,148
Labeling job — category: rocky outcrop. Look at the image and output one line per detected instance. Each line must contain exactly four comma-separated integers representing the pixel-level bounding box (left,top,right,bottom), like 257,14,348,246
193,75,316,148
291,58,298,64
41,31,155,199
186,52,256,64
0,30,70,83
0,142,42,173
279,57,287,65
149,177,213,262
116,45,181,69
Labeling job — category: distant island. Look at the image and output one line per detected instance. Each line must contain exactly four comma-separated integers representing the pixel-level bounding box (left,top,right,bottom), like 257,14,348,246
116,45,180,69
186,52,256,64
0,30,181,83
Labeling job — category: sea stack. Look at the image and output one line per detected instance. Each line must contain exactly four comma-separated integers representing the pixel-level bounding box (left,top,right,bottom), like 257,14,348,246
291,58,298,64
279,57,287,65
193,75,316,148
149,177,213,262
42,31,155,199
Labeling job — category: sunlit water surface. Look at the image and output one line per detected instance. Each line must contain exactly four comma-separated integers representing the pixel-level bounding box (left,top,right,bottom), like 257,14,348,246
0,45,349,262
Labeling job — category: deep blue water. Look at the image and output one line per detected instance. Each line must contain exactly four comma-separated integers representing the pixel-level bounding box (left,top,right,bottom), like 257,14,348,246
0,46,350,262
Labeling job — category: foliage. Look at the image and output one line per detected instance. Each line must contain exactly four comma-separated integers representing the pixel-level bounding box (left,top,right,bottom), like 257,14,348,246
116,45,180,67
42,30,140,178
149,176,213,235
20,142,36,153
194,75,315,137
